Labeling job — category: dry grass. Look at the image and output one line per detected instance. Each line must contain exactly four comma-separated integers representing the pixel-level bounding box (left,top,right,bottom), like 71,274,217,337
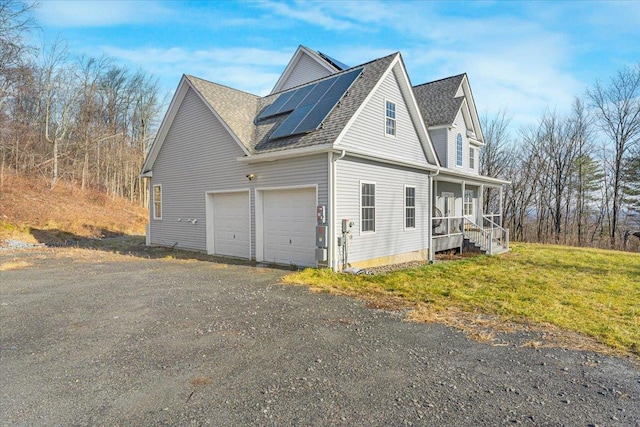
0,171,147,243
0,260,33,271
284,243,640,358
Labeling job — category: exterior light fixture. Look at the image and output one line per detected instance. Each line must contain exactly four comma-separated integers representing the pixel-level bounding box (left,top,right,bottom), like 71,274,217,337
246,173,255,181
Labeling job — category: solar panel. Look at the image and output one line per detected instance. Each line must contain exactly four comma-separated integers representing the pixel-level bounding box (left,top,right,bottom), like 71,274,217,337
292,98,337,134
269,104,314,140
267,67,363,141
318,51,350,71
277,84,315,114
257,90,295,120
320,68,362,103
298,77,337,108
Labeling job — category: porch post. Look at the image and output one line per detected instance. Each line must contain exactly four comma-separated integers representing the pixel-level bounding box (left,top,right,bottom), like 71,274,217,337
479,184,484,225
428,174,434,263
461,181,466,219
499,185,504,226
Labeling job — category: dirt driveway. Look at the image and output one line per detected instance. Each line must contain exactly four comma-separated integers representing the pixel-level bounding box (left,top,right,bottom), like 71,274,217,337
1,248,639,426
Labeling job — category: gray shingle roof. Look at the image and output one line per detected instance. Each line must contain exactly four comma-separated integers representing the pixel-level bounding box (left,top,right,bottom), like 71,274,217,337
186,75,259,153
185,53,398,155
413,74,465,127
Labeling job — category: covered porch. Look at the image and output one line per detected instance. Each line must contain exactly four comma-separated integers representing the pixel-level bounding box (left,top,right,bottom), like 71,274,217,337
430,175,509,256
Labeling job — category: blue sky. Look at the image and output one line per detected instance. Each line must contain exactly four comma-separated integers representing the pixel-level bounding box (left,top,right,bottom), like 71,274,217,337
33,0,640,131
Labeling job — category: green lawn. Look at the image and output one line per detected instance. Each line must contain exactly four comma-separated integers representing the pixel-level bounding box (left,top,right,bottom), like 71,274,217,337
284,243,640,355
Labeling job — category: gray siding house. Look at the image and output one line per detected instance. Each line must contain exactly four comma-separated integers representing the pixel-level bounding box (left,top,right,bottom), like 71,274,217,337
141,46,509,270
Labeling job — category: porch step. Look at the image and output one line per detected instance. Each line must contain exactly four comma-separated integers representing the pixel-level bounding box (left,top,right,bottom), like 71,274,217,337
463,237,508,255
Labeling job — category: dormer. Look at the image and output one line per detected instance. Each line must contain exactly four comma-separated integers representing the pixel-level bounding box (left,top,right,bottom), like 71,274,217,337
271,46,348,94
413,74,484,174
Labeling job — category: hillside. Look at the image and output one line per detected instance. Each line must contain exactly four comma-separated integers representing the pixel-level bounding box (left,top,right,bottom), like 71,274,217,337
0,172,148,244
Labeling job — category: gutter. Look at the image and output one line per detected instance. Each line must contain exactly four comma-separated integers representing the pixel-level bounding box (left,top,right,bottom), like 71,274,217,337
427,168,440,263
328,150,346,271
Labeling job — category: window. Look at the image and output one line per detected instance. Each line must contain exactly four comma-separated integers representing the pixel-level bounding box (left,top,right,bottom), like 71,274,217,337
456,133,463,166
361,182,375,232
153,184,162,219
385,100,396,136
464,189,474,216
405,186,415,229
469,147,475,169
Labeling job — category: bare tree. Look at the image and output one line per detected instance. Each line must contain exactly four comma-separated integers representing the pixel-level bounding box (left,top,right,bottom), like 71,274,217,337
39,39,80,187
587,63,640,248
480,109,513,214
0,0,37,110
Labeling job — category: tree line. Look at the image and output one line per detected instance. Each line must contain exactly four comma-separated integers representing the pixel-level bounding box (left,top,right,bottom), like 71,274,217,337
2,1,638,251
481,64,640,250
0,1,162,204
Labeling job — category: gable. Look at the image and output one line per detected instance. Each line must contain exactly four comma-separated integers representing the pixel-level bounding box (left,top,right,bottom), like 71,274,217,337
141,76,252,175
458,75,484,143
336,59,437,168
271,46,337,94
413,74,484,145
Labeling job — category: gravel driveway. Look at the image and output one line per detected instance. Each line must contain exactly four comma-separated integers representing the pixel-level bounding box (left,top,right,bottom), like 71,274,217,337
1,248,639,426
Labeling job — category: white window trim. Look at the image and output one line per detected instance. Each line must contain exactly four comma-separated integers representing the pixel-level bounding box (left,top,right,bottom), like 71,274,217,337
404,185,416,230
464,189,474,217
469,147,475,169
456,133,463,167
384,99,396,138
360,180,376,234
153,184,162,220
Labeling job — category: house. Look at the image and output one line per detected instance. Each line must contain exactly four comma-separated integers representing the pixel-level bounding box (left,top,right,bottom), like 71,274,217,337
140,46,509,270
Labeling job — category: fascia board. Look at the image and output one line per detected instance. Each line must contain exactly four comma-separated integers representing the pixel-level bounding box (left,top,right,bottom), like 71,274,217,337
333,56,398,146
343,147,439,172
428,124,456,130
271,46,336,94
460,98,473,132
141,76,190,174
236,144,332,164
271,47,303,94
461,74,485,142
392,57,441,167
437,170,510,186
334,54,441,168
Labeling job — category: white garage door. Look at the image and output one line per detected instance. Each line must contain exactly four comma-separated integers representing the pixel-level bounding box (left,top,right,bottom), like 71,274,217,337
212,192,250,258
262,188,316,267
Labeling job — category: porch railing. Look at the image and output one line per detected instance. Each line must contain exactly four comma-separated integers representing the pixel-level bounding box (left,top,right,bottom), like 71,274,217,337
482,213,502,228
431,215,509,255
481,215,509,252
432,216,464,237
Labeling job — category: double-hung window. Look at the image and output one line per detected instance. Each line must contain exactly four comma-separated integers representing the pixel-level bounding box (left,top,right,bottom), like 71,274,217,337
464,189,474,216
153,184,162,220
405,186,416,229
361,182,375,232
456,133,463,166
385,100,396,136
469,147,475,169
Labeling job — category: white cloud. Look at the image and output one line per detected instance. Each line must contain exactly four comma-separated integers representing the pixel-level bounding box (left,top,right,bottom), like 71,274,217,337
35,0,171,27
257,1,355,31
101,46,293,96
256,1,594,129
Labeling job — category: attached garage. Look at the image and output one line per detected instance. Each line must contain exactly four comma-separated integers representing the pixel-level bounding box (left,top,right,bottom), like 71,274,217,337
206,191,250,258
258,187,317,267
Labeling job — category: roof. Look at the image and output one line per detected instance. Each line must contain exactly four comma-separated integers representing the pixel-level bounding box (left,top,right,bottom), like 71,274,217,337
185,53,398,155
317,51,349,71
186,76,258,153
413,74,465,127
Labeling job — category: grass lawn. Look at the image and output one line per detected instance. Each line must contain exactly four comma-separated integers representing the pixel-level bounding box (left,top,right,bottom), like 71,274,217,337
284,243,640,356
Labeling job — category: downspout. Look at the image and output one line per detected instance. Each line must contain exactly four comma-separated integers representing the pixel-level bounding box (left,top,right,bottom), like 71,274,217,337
330,150,346,271
427,168,440,263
